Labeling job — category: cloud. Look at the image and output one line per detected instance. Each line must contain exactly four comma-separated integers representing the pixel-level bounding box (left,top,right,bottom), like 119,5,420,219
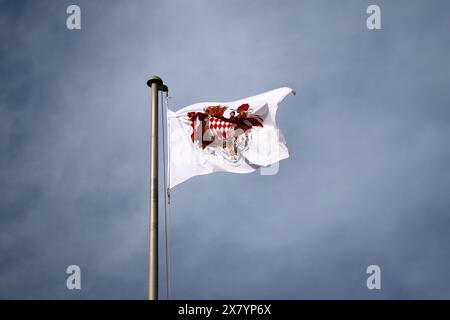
1,0,450,299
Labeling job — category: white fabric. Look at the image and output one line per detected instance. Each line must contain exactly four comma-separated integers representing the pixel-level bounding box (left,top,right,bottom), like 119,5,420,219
168,87,295,188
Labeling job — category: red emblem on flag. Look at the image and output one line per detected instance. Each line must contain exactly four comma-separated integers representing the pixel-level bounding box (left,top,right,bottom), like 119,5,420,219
186,104,263,164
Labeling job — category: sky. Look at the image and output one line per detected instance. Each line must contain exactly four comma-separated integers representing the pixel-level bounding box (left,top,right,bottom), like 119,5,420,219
1,0,450,299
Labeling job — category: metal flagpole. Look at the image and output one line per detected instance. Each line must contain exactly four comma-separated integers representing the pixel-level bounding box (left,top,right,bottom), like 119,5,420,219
146,76,168,300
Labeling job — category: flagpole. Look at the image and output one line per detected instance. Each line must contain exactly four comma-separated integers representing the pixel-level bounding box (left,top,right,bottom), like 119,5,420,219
146,76,168,300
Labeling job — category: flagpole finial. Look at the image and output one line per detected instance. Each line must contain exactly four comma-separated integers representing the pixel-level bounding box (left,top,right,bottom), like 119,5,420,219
147,76,168,92
147,76,163,87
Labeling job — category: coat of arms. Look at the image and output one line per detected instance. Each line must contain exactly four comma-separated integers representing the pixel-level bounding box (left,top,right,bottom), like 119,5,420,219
187,103,264,164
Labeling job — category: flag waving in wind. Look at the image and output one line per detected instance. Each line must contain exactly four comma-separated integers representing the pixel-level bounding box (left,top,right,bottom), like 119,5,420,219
168,87,295,188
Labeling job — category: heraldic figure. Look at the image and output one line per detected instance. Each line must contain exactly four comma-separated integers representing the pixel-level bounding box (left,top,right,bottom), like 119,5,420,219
187,103,264,165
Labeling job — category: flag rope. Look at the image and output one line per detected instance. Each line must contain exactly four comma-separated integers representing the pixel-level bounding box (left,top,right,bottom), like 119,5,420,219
161,90,172,300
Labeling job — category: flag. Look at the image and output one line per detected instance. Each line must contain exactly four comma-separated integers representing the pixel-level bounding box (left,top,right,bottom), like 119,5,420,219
167,87,295,188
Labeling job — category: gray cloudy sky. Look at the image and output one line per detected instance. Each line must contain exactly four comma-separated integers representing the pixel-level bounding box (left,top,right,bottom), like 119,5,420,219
1,0,450,299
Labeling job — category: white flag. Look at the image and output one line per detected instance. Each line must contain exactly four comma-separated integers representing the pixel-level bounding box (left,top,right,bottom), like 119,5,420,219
168,87,295,188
